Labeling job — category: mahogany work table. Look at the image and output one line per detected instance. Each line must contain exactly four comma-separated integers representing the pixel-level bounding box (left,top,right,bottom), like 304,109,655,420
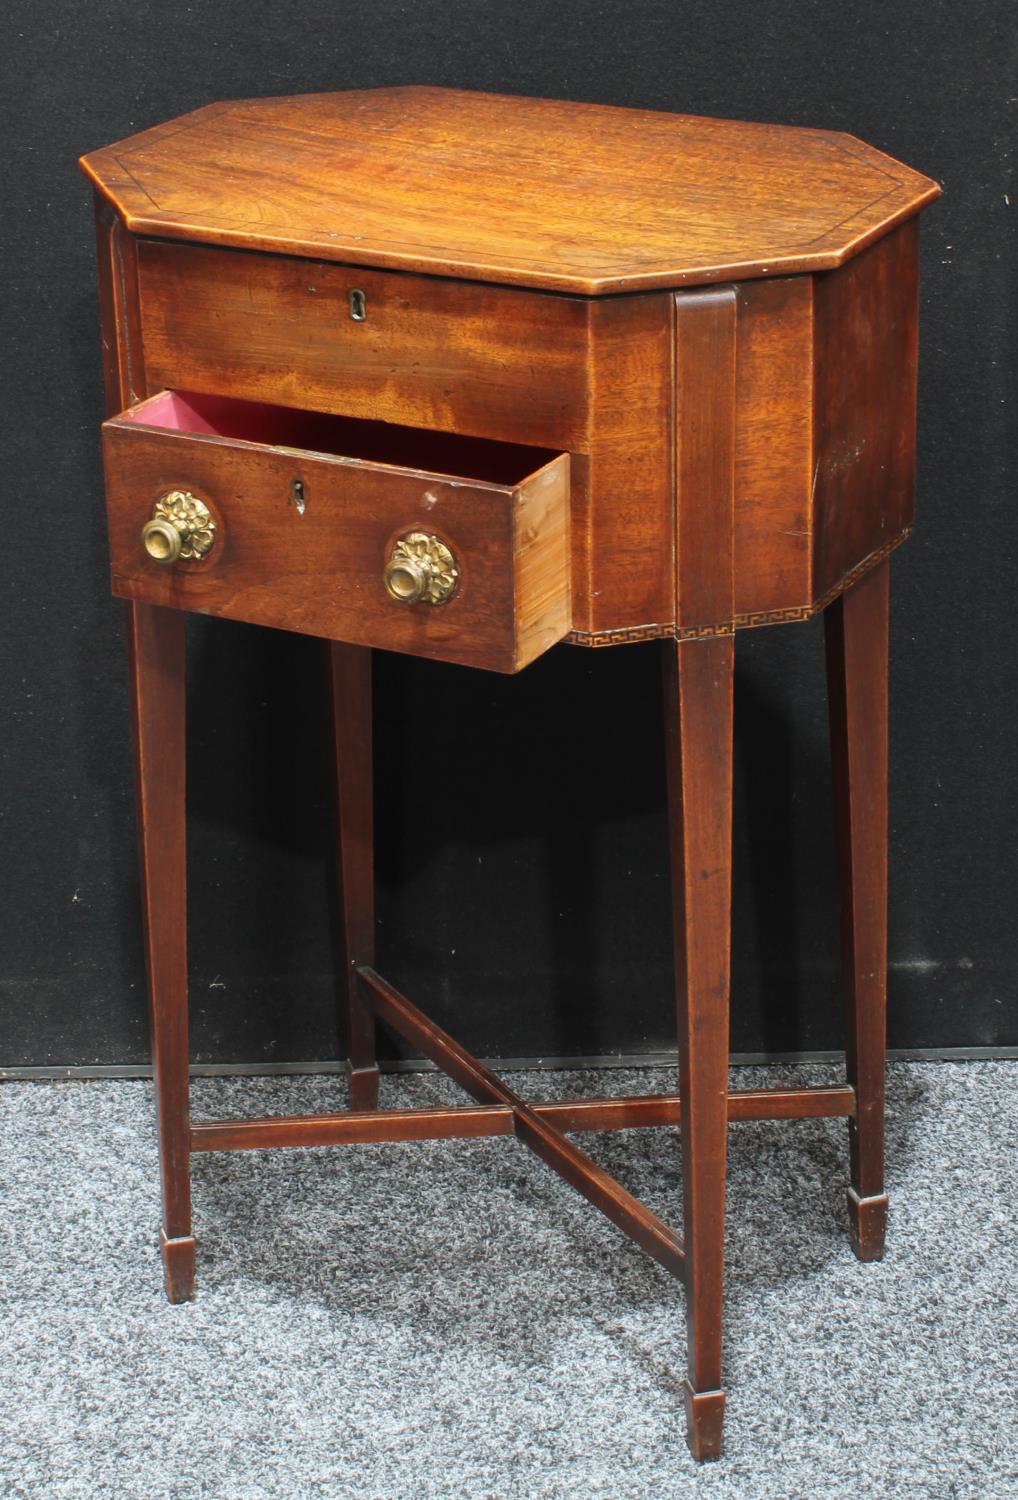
80,88,940,1460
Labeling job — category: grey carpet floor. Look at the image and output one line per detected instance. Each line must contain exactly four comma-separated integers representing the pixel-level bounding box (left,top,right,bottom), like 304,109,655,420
1,1061,1017,1499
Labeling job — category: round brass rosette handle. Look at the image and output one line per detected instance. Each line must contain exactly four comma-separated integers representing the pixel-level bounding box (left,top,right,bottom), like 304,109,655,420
141,490,216,564
383,532,459,606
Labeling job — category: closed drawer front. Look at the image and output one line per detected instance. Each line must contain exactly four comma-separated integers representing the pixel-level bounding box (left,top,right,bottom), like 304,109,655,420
102,390,571,673
136,241,590,451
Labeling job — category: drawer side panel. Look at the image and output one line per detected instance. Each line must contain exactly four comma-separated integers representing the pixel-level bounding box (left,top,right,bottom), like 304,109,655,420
513,459,572,670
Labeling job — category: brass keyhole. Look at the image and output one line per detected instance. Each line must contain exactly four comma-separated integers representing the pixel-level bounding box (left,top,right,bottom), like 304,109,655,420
349,289,367,321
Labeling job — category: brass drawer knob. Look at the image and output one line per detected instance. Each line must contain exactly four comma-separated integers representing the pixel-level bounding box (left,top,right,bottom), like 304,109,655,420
383,532,458,606
142,490,216,564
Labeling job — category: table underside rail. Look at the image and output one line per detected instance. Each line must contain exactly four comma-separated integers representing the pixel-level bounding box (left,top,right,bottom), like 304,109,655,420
188,966,856,1284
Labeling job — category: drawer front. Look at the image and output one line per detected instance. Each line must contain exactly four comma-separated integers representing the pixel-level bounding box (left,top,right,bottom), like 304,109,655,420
136,241,589,450
102,392,571,673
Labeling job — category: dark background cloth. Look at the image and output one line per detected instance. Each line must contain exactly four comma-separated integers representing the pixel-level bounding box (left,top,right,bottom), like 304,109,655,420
2,0,1014,1069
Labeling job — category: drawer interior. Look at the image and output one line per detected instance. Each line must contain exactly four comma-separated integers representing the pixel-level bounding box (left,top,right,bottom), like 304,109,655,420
124,390,560,486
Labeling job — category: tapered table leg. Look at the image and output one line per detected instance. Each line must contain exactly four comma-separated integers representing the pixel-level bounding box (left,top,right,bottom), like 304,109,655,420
329,642,380,1110
128,600,195,1302
825,559,890,1261
663,633,735,1461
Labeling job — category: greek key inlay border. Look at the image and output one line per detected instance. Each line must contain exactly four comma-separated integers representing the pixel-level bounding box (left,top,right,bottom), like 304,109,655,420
565,529,910,649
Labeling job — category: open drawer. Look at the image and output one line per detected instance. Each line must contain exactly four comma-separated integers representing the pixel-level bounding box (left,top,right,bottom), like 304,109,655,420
101,390,571,673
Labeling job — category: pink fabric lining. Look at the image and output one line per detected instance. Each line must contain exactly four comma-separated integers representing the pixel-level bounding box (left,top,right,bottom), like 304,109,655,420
121,391,200,434
121,390,555,486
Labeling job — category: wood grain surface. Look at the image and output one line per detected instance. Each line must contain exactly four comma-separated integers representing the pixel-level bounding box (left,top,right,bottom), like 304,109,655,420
812,220,920,600
84,95,936,1461
136,240,590,451
129,232,920,640
825,558,891,1263
102,390,571,673
329,642,379,1111
188,1084,856,1153
666,286,738,1460
95,190,196,1303
81,87,940,295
